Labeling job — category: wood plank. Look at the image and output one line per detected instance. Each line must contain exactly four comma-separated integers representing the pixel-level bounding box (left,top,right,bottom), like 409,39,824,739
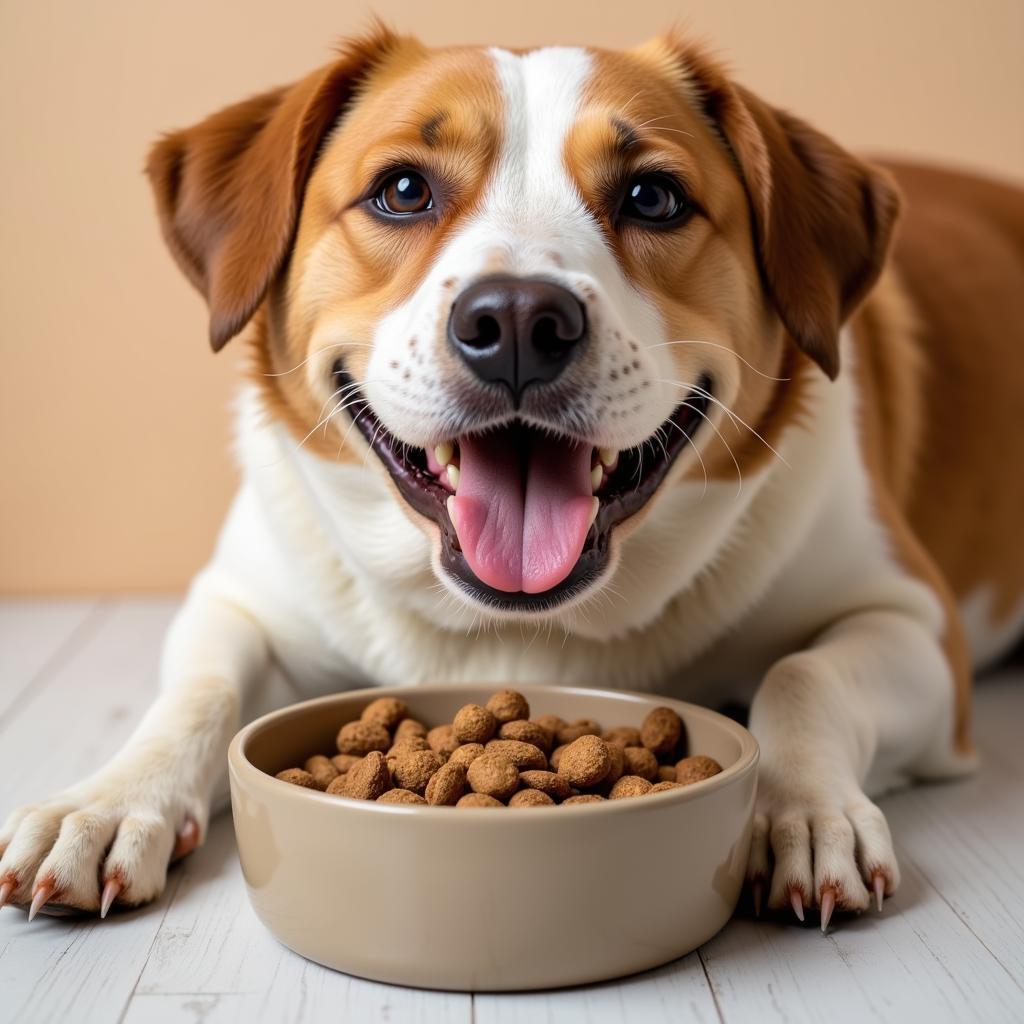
0,599,103,723
0,599,184,1024
124,814,473,1023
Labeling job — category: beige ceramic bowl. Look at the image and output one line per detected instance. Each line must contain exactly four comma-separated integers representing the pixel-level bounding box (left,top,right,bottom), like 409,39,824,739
228,684,758,992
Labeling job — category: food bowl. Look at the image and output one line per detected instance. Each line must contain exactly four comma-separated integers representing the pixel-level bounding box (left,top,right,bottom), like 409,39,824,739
228,684,758,992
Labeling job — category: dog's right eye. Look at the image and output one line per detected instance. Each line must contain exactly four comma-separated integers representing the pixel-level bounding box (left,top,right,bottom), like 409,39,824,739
373,171,434,216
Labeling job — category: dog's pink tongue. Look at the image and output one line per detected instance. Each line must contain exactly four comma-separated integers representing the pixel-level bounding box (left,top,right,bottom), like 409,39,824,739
452,431,594,594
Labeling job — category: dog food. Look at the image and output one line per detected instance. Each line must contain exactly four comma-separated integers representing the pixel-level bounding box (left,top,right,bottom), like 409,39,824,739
273,690,723,808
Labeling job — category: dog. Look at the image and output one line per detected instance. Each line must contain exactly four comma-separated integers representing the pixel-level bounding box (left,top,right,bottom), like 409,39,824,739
2,25,1023,931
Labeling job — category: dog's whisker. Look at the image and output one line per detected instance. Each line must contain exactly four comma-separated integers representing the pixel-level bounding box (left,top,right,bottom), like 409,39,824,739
645,339,790,381
680,400,743,499
664,417,709,499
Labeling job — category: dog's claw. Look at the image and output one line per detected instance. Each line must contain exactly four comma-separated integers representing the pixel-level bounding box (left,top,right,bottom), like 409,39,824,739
100,878,122,919
0,880,13,911
820,888,836,933
872,872,885,913
28,880,55,921
789,889,805,922
752,878,764,917
172,818,200,861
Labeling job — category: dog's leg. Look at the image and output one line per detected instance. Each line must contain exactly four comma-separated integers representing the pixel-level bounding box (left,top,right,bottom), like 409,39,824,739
0,576,268,917
745,607,970,929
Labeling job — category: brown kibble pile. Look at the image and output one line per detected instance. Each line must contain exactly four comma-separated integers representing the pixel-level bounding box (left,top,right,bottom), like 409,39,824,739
271,691,723,809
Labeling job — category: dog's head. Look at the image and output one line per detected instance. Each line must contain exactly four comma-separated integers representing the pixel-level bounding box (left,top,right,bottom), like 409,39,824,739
148,26,898,632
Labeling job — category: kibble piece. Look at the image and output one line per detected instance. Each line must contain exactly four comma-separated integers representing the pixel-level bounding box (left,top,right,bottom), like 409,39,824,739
549,744,568,771
425,761,468,806
649,781,684,794
556,719,602,745
392,749,443,794
467,753,520,800
456,793,504,808
360,697,409,730
484,738,547,771
675,755,723,785
609,775,653,799
304,755,340,789
563,794,606,804
499,719,552,753
448,743,486,769
532,713,566,736
325,774,350,795
641,707,684,758
509,789,555,808
427,724,460,760
658,765,678,783
602,725,643,748
394,718,428,741
337,720,391,756
602,743,625,788
386,736,430,760
343,750,391,800
275,768,320,790
557,735,612,787
486,689,530,724
331,753,362,774
377,788,427,805
622,746,659,782
518,770,573,801
452,704,498,744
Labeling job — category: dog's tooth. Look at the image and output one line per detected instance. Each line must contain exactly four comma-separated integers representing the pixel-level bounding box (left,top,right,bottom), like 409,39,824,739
435,442,454,466
587,497,599,528
446,495,458,528
447,465,460,490
599,447,617,466
100,877,122,919
590,465,603,492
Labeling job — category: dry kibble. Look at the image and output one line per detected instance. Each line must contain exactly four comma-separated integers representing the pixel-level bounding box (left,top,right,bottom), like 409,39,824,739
650,781,684,794
609,775,653,799
518,770,573,801
556,719,602,745
325,774,350,796
337,720,391,756
452,704,498,744
549,744,568,771
304,755,340,789
456,793,504,808
378,788,427,805
467,753,519,800
394,718,428,741
425,761,468,806
360,697,408,729
392,749,443,793
602,743,625,787
622,746,660,782
658,765,678,783
427,724,460,760
557,735,611,787
509,789,555,807
276,768,320,790
343,751,391,800
448,743,486,768
675,755,723,785
485,739,547,771
532,713,566,736
387,736,430,760
331,754,362,774
499,719,552,753
641,707,684,758
602,726,643,748
486,689,530,724
563,794,606,804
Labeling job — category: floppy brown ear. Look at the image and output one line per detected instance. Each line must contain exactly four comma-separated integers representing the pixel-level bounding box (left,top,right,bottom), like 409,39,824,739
666,41,900,378
146,27,403,351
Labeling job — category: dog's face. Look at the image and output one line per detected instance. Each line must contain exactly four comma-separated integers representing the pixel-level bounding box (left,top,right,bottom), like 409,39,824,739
148,29,897,632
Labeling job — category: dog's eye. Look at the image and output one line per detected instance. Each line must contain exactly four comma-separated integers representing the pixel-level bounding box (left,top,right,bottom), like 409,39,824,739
374,171,433,216
620,174,691,226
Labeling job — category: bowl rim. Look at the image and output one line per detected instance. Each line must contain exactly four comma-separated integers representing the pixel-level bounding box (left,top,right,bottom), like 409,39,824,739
228,683,759,820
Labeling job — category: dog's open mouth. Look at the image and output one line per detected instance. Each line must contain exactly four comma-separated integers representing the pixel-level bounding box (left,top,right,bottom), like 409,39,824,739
334,364,711,610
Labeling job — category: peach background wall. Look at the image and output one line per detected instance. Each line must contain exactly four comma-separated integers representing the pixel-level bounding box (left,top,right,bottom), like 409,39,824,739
2,0,1022,593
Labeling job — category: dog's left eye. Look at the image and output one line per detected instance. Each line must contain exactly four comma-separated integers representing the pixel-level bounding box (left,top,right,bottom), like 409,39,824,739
373,171,433,216
619,173,691,226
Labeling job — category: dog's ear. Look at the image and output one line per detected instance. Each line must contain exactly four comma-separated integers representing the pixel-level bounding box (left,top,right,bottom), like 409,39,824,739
146,26,404,351
655,39,900,379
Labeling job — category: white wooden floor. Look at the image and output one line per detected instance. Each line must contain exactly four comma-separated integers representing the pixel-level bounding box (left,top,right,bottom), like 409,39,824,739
0,598,1022,1024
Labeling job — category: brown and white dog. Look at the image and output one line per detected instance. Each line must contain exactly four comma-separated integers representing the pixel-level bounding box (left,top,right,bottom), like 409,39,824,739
3,26,1023,930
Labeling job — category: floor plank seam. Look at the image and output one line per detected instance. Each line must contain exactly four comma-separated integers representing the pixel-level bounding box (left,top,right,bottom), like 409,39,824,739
0,600,114,733
696,949,727,1024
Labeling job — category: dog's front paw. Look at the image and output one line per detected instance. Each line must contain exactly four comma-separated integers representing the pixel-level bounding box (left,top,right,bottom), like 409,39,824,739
0,769,204,919
746,778,900,930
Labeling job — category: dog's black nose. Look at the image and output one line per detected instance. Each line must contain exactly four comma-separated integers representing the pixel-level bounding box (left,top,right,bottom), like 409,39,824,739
448,276,586,404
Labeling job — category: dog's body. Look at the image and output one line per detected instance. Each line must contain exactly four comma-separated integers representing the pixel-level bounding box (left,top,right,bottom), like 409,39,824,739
3,29,1023,927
